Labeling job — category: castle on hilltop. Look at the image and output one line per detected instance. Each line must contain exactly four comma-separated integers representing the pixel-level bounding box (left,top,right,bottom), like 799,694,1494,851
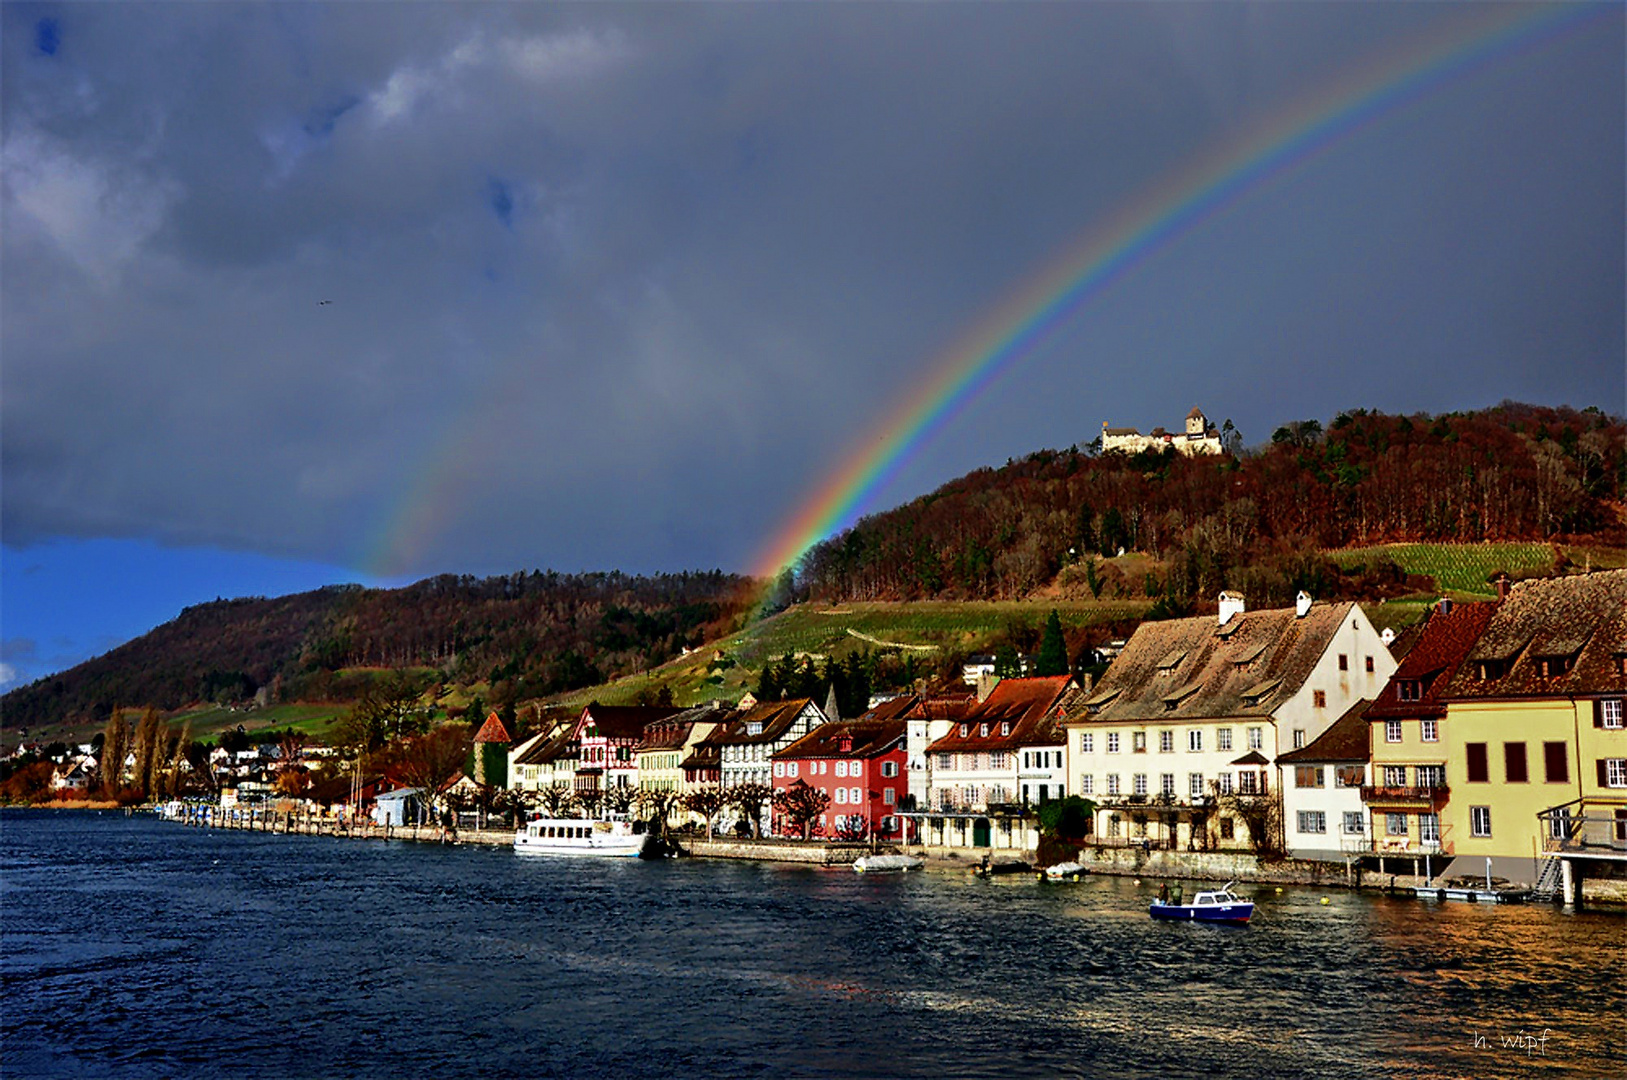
1101,407,1222,456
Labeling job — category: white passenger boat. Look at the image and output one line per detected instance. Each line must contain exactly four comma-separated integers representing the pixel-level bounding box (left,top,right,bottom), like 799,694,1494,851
853,854,924,873
514,817,651,857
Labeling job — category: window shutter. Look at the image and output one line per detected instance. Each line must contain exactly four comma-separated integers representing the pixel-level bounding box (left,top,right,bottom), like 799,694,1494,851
1596,700,1606,728
1598,760,1610,787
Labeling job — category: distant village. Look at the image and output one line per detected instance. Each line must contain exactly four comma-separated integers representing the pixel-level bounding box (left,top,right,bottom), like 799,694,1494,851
29,564,1626,905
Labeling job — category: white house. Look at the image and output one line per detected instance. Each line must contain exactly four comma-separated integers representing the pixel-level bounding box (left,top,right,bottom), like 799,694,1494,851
1063,592,1396,852
1101,407,1223,457
1276,699,1374,861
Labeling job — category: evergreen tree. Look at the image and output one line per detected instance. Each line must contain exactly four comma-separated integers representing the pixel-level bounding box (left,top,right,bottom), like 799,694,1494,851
1035,610,1069,677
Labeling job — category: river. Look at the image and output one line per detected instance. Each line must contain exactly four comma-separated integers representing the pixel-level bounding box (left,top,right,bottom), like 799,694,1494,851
1,809,1621,1078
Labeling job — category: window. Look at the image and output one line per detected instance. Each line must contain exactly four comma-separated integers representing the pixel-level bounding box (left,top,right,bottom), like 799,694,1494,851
936,753,951,771
1295,766,1325,789
1080,775,1094,795
1466,743,1489,783
1297,811,1326,834
1385,720,1402,743
1292,729,1306,749
1133,774,1148,796
851,787,863,805
1219,818,1234,840
774,762,784,778
1416,765,1445,789
1107,774,1121,796
1080,733,1094,754
1161,773,1175,796
1239,772,1259,794
1107,733,1121,754
1470,806,1491,837
1132,732,1147,753
1419,813,1440,843
977,723,988,738
1543,742,1568,784
1159,731,1174,753
1189,773,1204,799
834,787,847,804
1188,730,1203,752
835,760,848,778
1504,742,1529,784
1247,727,1263,750
990,751,1008,770
1600,700,1625,729
1421,719,1438,743
883,788,895,805
1384,765,1406,787
1218,728,1233,751
1548,807,1571,841
1365,656,1374,673
1332,765,1362,788
1397,680,1422,702
1386,813,1408,837
1342,812,1366,836
1338,654,1348,672
1217,773,1233,795
1604,759,1627,788
1108,815,1122,837
999,721,1010,736
1313,690,1327,709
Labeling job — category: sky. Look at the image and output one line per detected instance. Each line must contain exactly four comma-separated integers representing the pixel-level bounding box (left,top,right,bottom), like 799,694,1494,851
2,2,1623,691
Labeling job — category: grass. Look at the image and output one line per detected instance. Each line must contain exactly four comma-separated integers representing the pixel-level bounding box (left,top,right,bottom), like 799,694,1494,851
550,598,1153,709
1332,542,1560,597
165,702,352,741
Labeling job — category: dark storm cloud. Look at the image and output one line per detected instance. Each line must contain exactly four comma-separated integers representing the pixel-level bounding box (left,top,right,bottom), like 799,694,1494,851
2,3,1621,581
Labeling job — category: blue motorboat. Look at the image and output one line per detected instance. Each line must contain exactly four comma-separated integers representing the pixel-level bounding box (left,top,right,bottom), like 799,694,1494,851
1148,881,1254,924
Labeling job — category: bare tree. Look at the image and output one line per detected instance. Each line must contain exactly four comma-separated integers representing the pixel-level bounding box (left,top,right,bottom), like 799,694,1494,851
601,784,638,819
634,788,680,835
680,786,728,839
773,780,830,840
728,782,775,838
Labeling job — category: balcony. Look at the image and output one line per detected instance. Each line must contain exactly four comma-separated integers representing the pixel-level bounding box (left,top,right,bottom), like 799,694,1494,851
1344,836,1453,856
1360,785,1450,810
1540,811,1627,855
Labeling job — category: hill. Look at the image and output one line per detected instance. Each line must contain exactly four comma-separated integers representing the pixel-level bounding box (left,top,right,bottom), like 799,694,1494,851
799,403,1624,604
1,570,755,736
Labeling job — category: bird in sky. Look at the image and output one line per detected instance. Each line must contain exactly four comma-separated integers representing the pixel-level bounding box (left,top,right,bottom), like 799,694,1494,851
317,299,332,306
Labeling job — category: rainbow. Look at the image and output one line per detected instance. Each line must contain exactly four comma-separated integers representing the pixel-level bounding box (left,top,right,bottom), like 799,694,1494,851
750,2,1607,586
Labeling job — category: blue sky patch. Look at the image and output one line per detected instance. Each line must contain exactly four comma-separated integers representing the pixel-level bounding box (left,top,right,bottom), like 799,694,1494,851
36,18,61,56
487,177,514,227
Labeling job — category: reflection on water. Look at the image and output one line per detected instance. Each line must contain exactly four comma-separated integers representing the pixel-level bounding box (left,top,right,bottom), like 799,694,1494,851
2,809,1621,1079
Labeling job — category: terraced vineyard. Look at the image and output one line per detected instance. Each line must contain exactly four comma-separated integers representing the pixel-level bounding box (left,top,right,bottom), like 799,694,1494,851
1331,542,1622,597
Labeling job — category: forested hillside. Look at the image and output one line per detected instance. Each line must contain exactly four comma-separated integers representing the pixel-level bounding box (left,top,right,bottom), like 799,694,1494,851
2,571,753,730
801,403,1624,602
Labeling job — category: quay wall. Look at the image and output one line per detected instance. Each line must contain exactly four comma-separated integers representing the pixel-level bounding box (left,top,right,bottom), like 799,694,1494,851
677,838,873,866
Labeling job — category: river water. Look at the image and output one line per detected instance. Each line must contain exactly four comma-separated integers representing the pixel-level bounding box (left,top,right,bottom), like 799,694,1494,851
2,809,1621,1079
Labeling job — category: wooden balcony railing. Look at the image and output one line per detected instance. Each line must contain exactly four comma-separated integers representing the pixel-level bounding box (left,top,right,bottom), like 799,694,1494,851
1360,785,1450,809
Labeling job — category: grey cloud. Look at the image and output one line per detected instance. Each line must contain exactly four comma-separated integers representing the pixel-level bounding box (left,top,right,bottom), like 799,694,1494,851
2,3,1621,580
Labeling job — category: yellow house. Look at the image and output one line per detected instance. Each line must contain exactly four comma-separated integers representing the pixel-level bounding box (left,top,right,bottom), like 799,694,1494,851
1411,572,1627,891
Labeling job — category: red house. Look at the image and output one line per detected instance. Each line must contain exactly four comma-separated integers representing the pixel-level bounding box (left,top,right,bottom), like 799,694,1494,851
771,717,909,841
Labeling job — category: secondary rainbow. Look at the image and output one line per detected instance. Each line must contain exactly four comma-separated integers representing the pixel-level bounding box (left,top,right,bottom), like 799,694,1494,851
750,3,1605,586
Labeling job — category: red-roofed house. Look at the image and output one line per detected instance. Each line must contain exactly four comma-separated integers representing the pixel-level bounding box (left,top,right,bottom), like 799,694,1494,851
771,713,909,841
574,705,685,792
913,675,1078,850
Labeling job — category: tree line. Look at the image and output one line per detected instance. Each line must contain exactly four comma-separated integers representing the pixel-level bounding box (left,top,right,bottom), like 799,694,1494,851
799,403,1623,603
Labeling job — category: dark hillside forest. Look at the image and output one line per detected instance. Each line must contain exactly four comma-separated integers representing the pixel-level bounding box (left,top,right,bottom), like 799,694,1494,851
801,404,1625,602
2,571,753,730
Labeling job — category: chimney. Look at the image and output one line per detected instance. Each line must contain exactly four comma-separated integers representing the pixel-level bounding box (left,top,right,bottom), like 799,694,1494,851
1218,591,1245,627
1295,591,1313,618
1493,573,1511,600
1436,597,1453,616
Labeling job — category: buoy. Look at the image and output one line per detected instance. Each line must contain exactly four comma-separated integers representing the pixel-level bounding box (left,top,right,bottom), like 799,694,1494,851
1134,879,1141,885
1320,897,1331,906
1275,887,1283,893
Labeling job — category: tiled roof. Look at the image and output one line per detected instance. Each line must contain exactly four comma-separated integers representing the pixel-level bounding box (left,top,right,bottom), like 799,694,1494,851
1441,571,1627,701
1064,602,1356,725
638,704,732,752
513,729,576,767
578,705,686,741
472,712,513,744
773,719,906,761
702,698,822,747
857,695,921,723
926,676,1075,754
1278,699,1372,764
1366,600,1499,719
